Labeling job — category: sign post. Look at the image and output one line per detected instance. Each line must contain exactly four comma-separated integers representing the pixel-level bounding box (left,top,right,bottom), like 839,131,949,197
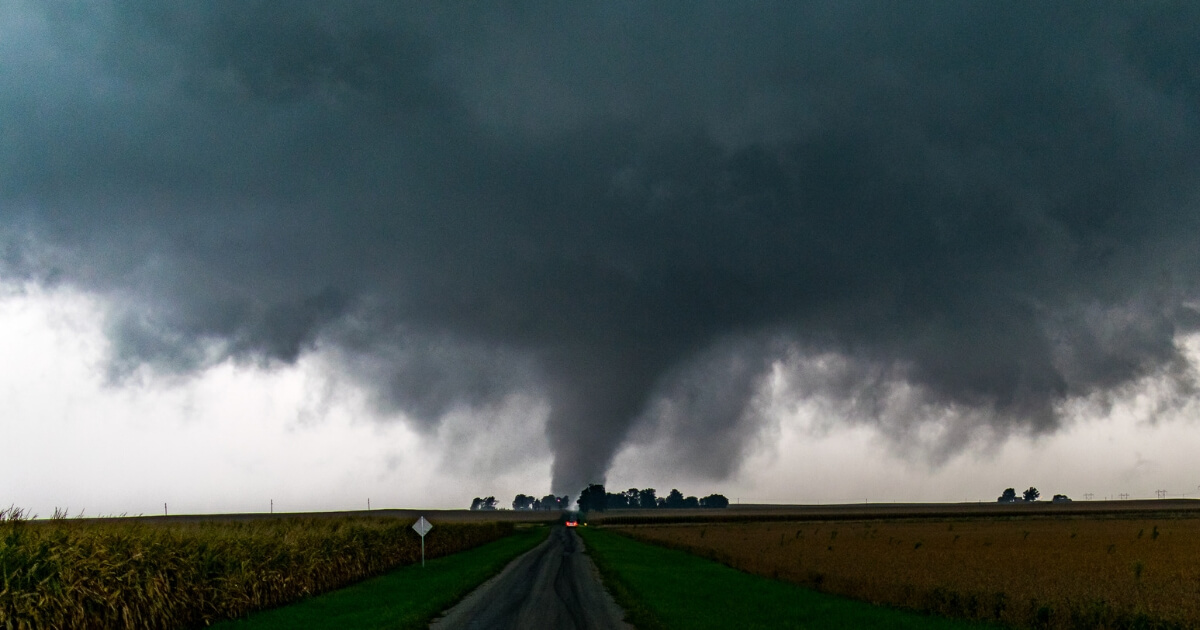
412,516,432,567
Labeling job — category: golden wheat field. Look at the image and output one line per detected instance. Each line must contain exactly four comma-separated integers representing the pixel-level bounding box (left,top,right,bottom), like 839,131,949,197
0,508,512,630
618,515,1200,629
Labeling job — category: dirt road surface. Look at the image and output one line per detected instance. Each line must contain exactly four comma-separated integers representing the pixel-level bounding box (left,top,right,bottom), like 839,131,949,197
429,525,631,630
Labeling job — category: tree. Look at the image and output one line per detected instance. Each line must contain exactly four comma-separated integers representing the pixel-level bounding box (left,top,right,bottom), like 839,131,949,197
682,496,700,509
638,488,657,509
700,494,729,508
470,497,484,511
666,488,685,509
1023,487,1040,502
997,488,1017,503
512,494,536,510
605,492,628,509
578,484,607,512
539,494,562,510
624,488,640,507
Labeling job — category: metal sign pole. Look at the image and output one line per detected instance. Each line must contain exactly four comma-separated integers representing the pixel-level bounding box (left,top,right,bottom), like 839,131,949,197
412,516,433,568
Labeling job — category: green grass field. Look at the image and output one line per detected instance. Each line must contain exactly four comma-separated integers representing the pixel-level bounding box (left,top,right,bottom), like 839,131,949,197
578,527,1000,630
212,525,548,630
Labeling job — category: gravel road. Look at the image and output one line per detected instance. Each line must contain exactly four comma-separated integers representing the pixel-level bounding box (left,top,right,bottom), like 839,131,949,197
429,525,631,630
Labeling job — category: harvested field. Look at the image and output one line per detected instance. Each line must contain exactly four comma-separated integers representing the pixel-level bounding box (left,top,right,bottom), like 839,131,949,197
0,508,516,630
615,512,1200,629
594,499,1200,525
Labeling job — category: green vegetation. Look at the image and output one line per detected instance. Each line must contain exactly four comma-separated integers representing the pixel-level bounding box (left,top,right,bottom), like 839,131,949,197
579,527,997,630
214,525,548,629
0,507,513,629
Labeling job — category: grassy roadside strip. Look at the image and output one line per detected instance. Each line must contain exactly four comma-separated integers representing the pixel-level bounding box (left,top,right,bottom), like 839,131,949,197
578,527,999,630
213,525,548,630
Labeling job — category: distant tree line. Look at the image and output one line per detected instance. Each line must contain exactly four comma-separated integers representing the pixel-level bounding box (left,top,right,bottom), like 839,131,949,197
470,494,569,510
576,484,728,512
511,494,570,511
471,486,730,512
469,496,498,510
997,487,1071,503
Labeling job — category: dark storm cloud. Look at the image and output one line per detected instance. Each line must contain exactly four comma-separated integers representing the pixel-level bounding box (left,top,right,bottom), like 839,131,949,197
3,2,1200,493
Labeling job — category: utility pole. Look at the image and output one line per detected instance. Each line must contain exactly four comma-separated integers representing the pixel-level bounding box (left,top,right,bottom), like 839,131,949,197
368,498,371,511
164,503,168,516
1156,489,1167,499
270,499,273,514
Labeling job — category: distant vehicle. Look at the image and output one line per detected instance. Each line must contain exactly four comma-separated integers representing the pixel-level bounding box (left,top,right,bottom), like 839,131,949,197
565,520,578,527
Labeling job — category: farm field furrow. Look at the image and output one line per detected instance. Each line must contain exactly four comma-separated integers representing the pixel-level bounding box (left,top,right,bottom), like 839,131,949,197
616,516,1200,629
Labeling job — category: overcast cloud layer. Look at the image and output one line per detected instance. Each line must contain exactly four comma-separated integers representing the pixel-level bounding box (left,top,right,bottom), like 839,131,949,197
3,2,1200,494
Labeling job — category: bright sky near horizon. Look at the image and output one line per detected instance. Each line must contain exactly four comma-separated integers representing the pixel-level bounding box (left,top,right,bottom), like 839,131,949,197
5,283,1199,516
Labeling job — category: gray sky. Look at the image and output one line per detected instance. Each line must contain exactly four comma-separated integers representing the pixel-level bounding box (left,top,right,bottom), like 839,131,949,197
3,2,1200,511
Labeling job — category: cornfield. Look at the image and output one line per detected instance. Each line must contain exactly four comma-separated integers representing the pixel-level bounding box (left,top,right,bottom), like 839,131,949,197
617,516,1200,629
0,507,513,629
